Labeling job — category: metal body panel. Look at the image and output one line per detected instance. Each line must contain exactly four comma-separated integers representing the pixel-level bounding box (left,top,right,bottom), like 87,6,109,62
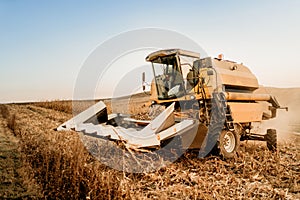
146,49,200,62
228,102,263,123
225,92,271,101
57,101,107,131
213,59,259,91
140,102,175,134
157,119,194,141
180,123,208,149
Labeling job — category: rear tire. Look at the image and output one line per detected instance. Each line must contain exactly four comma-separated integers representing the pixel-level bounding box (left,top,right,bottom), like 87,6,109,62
265,129,277,151
217,130,240,159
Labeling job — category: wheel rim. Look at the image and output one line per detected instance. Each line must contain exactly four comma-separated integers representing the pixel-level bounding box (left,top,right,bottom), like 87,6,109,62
223,131,236,153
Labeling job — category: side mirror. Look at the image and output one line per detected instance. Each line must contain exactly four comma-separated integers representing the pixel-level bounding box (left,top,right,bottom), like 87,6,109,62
207,70,214,76
142,72,146,91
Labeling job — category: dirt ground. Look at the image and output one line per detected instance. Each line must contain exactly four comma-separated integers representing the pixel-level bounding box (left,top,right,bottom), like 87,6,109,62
0,87,299,199
0,115,42,199
0,117,24,198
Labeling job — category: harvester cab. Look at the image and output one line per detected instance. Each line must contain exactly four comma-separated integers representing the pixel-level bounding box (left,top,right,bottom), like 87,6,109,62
146,49,201,100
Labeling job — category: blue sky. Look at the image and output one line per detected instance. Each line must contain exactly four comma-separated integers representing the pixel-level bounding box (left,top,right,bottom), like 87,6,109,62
1,0,300,102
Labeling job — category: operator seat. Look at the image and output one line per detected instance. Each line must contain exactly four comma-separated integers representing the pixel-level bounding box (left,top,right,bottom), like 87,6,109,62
186,68,199,91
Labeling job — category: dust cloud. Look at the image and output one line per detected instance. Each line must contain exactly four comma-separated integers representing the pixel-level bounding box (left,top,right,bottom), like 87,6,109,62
258,87,300,142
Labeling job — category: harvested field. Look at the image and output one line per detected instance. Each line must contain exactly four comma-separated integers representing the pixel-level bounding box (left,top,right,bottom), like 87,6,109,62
0,88,299,199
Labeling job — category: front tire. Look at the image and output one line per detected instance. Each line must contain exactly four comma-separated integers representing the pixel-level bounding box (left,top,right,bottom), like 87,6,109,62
218,130,240,158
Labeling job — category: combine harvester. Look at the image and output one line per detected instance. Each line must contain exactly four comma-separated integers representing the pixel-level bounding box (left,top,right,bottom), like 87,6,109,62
57,49,287,158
